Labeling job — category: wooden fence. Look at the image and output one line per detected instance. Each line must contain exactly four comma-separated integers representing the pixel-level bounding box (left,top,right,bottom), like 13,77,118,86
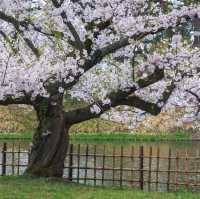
0,143,29,176
1,142,200,191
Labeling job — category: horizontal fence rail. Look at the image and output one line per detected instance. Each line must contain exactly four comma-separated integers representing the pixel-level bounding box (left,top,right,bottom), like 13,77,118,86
0,143,29,176
1,142,200,192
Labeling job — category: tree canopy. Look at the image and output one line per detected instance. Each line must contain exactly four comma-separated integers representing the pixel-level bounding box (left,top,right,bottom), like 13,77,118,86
1,0,200,177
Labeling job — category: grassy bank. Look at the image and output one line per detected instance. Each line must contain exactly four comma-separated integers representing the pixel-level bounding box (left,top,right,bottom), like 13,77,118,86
0,131,192,142
0,176,199,199
71,132,192,143
0,132,33,140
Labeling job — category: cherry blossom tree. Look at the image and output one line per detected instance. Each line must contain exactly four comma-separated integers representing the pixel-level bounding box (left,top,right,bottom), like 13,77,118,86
0,0,200,177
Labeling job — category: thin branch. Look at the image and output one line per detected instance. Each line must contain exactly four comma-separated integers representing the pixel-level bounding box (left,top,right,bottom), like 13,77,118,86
186,89,200,116
0,30,17,53
81,26,174,72
63,23,179,90
157,81,176,105
51,0,65,8
1,54,11,86
186,89,200,102
0,95,31,106
60,11,84,51
0,11,52,57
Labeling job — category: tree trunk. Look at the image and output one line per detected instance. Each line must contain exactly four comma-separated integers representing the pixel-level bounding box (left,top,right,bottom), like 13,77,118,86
25,99,69,177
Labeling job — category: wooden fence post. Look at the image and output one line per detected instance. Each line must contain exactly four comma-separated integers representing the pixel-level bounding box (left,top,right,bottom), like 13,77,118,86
131,146,134,187
94,145,97,186
139,146,144,190
2,143,7,175
184,151,189,191
84,144,89,184
17,144,20,175
77,144,80,183
156,147,160,191
120,145,124,187
167,148,171,192
148,146,152,191
11,143,15,175
112,145,116,186
194,150,199,191
68,144,73,181
102,145,106,185
175,152,179,191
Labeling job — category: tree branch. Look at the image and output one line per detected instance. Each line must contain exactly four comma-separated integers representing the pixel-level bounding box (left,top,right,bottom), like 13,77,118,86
137,67,164,88
64,23,177,90
81,26,173,72
0,95,31,106
51,0,65,8
0,11,57,57
186,89,200,116
65,72,174,124
0,11,57,38
64,95,161,125
60,11,84,51
0,30,17,53
0,11,41,57
0,30,8,41
186,89,200,102
1,54,11,86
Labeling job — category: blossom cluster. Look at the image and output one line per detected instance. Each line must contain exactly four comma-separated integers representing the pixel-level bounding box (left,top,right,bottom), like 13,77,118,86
0,0,200,125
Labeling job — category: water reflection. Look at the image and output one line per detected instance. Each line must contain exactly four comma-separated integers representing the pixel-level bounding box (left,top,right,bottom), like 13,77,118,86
1,140,200,191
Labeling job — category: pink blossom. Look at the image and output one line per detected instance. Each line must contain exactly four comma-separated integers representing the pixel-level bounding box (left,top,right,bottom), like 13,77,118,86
147,53,162,65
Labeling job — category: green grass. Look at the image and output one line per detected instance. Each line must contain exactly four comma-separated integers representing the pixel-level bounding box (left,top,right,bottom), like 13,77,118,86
70,131,191,143
0,131,192,142
0,132,33,140
0,176,199,199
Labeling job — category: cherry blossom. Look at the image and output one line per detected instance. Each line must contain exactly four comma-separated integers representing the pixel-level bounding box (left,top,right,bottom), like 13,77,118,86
0,0,200,177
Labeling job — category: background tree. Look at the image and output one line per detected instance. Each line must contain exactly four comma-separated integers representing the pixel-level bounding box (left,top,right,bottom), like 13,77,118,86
0,0,200,177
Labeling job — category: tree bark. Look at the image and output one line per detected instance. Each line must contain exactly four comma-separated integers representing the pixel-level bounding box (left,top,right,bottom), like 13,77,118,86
25,98,69,177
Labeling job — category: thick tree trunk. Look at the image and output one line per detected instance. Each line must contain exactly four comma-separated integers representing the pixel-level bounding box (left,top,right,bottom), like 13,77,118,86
25,99,69,177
